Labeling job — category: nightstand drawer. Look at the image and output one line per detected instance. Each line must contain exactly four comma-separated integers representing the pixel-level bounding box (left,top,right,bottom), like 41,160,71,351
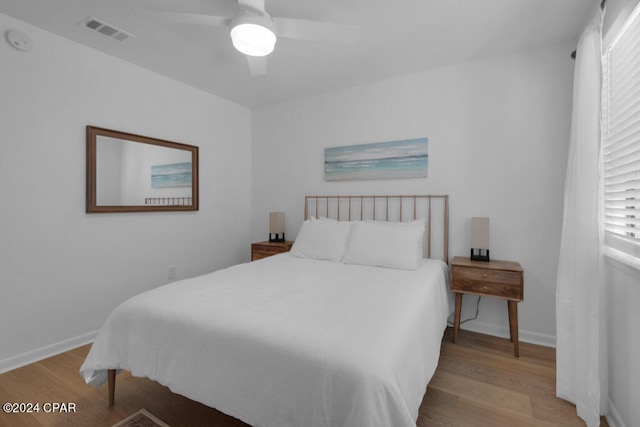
452,266,522,286
251,241,293,261
452,277,522,300
252,247,280,260
451,265,523,300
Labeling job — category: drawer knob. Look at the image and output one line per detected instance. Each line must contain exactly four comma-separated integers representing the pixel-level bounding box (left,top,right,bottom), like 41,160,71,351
482,273,487,278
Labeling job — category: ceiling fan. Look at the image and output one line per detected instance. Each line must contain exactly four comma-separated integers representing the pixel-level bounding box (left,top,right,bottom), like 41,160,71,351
145,0,359,76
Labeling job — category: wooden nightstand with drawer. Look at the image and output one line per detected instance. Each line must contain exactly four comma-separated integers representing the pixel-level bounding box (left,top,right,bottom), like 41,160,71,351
251,241,294,261
450,256,524,357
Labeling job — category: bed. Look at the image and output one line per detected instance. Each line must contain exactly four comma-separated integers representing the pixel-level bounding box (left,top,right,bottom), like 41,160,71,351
80,195,451,427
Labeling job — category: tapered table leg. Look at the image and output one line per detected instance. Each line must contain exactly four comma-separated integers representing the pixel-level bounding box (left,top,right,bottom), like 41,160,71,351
108,369,116,407
508,301,519,357
453,293,463,343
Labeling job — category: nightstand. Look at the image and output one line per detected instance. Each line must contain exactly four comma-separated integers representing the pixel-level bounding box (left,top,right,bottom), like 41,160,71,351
450,256,524,357
251,241,294,261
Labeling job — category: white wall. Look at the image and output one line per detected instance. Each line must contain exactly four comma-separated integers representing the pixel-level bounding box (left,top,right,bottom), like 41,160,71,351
605,259,640,427
602,1,640,426
0,13,252,369
252,42,575,345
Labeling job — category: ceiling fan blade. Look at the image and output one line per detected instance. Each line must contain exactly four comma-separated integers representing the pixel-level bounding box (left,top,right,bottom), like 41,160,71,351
273,18,359,44
140,11,229,27
238,0,265,13
247,55,267,76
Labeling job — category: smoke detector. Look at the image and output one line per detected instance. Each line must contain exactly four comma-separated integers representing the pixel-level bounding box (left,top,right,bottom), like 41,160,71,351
5,29,33,52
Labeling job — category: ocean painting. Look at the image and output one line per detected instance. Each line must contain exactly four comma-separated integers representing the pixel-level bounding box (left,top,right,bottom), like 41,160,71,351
324,137,428,181
151,162,192,188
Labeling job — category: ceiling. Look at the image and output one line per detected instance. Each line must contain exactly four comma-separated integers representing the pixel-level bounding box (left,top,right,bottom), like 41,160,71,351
0,0,594,108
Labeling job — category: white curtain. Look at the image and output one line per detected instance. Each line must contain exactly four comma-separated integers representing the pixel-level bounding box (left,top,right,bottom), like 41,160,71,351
555,6,608,427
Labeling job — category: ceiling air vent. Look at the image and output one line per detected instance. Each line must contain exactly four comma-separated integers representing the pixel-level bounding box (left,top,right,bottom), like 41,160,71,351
80,16,134,42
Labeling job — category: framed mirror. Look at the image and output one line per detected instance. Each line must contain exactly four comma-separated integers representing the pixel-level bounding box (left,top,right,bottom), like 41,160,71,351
86,126,199,213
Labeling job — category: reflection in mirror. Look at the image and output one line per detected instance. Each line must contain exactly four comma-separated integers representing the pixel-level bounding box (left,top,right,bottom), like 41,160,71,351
87,126,199,213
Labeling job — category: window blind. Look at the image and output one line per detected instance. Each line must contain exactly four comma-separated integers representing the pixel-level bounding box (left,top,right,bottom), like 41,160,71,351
602,3,640,258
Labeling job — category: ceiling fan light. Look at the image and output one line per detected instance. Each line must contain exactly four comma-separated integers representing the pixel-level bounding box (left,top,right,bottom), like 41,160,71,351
230,23,276,57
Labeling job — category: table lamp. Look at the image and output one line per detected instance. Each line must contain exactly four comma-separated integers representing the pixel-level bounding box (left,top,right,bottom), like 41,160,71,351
470,217,490,262
269,212,285,242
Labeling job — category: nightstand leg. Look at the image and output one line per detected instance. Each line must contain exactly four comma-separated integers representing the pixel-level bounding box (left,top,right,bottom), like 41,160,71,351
508,301,513,342
508,301,519,357
453,293,463,343
108,369,115,407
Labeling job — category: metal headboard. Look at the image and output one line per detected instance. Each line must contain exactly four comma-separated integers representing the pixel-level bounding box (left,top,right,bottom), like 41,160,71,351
144,197,193,206
304,195,449,264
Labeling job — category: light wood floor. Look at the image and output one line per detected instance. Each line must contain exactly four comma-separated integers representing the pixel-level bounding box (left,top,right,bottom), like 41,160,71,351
0,328,606,427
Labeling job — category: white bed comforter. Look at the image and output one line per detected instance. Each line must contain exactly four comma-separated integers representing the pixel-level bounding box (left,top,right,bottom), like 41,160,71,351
80,254,450,427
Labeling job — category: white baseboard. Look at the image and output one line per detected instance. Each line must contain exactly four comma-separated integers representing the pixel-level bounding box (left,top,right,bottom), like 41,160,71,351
606,399,626,427
0,330,98,374
459,320,557,348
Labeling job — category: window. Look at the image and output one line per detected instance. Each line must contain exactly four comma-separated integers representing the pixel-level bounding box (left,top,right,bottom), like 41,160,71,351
602,2,640,260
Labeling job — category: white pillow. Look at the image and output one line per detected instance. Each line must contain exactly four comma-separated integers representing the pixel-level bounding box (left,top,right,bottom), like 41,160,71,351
343,220,425,270
312,216,336,222
290,219,353,262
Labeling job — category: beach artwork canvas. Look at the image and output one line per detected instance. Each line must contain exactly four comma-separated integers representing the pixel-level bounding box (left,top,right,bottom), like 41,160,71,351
324,137,428,181
151,162,192,188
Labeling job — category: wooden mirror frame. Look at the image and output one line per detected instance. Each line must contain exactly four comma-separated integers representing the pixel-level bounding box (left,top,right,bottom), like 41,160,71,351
86,126,199,213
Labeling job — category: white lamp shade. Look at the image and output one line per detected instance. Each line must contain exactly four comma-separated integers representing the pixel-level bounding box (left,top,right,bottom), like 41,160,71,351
230,23,276,57
269,212,285,234
470,217,490,249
